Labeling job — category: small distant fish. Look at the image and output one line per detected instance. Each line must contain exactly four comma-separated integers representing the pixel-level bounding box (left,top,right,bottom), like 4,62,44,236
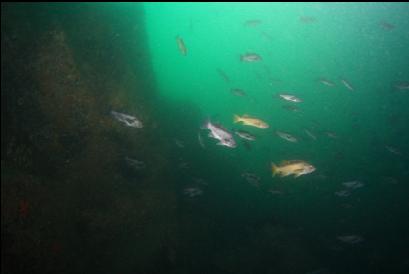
276,131,298,143
304,129,317,140
319,78,335,87
198,132,205,148
235,130,256,141
244,19,262,27
230,88,246,97
234,114,269,129
174,139,185,148
202,120,236,148
178,162,189,169
242,172,261,187
217,68,230,82
125,157,146,170
271,160,315,178
279,94,302,103
386,145,401,155
176,35,187,56
380,21,395,30
337,235,364,244
282,105,300,112
335,190,350,197
111,111,143,128
240,53,262,62
340,78,354,91
299,16,317,24
183,187,203,198
268,189,283,195
342,180,364,189
326,131,338,139
394,82,409,90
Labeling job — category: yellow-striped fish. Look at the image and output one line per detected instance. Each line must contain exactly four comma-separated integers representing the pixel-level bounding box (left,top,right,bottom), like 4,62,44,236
233,114,269,129
271,160,315,178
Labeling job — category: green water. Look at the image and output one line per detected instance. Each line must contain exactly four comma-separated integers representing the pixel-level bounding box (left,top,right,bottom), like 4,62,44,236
144,3,409,273
2,3,409,274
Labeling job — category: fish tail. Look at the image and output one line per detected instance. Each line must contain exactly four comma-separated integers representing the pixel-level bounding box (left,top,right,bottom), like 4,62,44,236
271,162,278,177
233,115,241,123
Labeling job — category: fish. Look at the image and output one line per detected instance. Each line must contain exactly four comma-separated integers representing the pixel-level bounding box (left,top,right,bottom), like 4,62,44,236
304,129,317,140
241,172,261,187
244,19,262,27
111,111,143,128
183,187,203,198
235,130,256,141
202,120,236,148
240,53,262,62
282,105,300,112
394,82,409,90
299,16,317,24
176,35,187,55
319,78,335,87
337,235,364,244
268,189,283,195
217,68,230,82
271,160,316,178
230,88,246,97
380,21,394,30
174,139,185,148
342,180,364,189
278,94,302,103
198,132,205,148
276,131,298,143
335,190,350,197
340,78,354,91
325,131,338,139
125,157,146,170
233,114,269,129
386,145,401,155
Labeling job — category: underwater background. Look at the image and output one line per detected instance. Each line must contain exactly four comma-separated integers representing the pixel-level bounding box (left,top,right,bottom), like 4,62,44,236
2,3,409,274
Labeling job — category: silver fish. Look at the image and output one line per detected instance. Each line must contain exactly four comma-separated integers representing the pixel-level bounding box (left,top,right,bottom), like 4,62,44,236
183,187,203,198
340,78,354,91
304,129,317,140
111,111,143,128
342,180,364,189
240,53,262,62
230,88,246,97
202,120,236,148
198,132,205,148
279,94,302,103
395,82,409,90
337,235,364,244
386,145,401,155
125,157,146,170
276,131,298,143
241,172,260,187
244,19,262,27
235,130,256,141
319,78,335,87
335,190,350,197
174,139,185,148
217,68,230,83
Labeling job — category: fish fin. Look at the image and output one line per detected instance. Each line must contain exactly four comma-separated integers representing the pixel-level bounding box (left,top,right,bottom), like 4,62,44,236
216,142,224,146
233,115,241,123
271,162,278,177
